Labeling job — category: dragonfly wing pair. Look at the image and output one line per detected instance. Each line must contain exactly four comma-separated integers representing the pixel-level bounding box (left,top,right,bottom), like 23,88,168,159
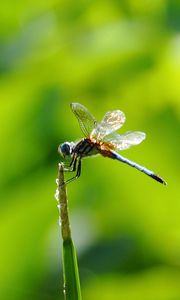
71,102,146,150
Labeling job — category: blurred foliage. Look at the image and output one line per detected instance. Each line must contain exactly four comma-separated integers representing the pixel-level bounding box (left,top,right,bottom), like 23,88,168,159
0,0,180,299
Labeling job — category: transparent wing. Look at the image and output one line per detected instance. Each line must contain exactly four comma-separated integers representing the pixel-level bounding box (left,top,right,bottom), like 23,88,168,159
104,131,146,150
91,110,126,140
71,103,97,136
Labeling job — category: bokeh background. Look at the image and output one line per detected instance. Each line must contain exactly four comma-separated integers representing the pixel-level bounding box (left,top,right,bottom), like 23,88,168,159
0,1,180,299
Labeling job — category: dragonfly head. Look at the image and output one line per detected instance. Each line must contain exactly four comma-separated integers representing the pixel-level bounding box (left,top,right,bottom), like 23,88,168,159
58,142,74,158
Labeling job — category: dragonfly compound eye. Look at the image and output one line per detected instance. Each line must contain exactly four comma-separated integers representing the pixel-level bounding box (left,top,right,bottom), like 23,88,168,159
58,142,71,157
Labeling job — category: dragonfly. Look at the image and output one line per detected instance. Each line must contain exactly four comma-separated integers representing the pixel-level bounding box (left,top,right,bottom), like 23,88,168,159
58,103,167,185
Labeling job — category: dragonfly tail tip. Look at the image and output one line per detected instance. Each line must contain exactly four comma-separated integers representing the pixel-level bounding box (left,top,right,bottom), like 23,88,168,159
151,174,167,185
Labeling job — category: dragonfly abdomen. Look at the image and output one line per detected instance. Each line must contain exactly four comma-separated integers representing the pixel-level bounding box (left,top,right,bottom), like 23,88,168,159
111,151,166,185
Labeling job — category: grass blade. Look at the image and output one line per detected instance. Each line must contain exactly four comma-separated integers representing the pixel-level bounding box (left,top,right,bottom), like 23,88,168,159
56,163,82,300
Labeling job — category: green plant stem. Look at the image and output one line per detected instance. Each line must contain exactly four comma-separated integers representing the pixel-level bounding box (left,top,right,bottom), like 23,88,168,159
58,163,71,241
56,163,82,300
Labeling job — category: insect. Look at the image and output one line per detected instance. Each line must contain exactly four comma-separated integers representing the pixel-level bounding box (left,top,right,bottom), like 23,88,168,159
58,103,166,185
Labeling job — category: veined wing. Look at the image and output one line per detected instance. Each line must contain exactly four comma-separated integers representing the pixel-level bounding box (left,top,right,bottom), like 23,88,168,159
71,103,97,137
91,110,126,140
104,131,146,150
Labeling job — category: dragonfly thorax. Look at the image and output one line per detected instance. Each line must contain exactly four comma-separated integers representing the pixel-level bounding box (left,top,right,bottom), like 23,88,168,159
58,141,75,158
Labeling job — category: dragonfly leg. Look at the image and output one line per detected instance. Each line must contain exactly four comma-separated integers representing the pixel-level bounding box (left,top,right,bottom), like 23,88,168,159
63,154,77,172
63,158,82,185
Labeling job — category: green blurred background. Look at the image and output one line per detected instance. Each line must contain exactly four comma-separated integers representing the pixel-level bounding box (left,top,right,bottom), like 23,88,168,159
0,0,180,299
